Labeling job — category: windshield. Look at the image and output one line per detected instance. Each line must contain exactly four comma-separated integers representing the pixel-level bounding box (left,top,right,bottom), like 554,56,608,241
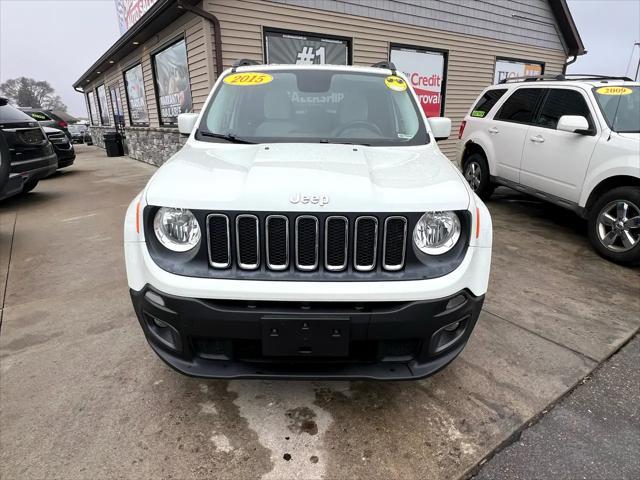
592,86,640,133
197,69,429,146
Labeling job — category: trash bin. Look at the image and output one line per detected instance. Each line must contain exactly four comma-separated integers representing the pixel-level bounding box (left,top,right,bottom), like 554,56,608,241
103,132,124,157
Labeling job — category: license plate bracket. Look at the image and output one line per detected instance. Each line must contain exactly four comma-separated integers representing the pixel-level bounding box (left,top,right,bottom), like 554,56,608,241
261,316,349,357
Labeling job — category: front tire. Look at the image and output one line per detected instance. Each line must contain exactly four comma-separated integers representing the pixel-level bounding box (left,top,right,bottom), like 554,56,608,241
463,153,494,200
587,186,640,265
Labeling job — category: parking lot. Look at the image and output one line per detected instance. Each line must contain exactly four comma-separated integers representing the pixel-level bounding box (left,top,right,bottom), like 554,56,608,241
1,146,638,479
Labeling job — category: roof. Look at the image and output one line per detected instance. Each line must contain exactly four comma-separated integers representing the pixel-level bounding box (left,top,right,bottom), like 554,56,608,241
73,0,586,89
73,0,200,90
549,0,585,57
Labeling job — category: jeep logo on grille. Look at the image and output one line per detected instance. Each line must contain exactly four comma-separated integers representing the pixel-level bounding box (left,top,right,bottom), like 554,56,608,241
289,193,329,206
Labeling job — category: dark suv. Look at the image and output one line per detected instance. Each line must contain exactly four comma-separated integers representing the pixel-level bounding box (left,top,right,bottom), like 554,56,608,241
0,98,58,194
19,108,73,138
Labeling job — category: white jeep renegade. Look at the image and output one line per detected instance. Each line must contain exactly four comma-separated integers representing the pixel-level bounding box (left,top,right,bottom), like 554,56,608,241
459,75,640,265
124,62,492,380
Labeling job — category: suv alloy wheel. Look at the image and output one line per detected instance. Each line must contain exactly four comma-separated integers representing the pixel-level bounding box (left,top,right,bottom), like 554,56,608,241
588,186,640,265
463,153,494,200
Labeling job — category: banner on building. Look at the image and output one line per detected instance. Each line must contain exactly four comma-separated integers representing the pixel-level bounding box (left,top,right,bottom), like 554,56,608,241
390,46,446,117
87,91,99,126
109,85,125,127
97,85,110,125
124,64,149,125
153,39,192,125
115,0,159,35
494,59,544,84
264,30,349,65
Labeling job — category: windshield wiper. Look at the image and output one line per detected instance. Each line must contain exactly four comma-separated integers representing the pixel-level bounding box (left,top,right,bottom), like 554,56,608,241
197,130,255,144
319,139,371,146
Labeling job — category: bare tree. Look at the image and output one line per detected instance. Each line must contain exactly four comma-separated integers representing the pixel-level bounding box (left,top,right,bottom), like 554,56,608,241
0,77,67,111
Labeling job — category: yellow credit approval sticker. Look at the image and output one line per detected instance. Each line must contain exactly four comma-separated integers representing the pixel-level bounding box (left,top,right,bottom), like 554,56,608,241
385,75,407,92
223,72,273,86
596,86,633,95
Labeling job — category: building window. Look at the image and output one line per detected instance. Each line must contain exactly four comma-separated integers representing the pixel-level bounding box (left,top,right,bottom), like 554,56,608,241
97,84,110,126
109,84,125,127
494,58,545,84
152,38,193,126
264,28,350,65
390,44,447,118
124,63,149,125
87,90,99,126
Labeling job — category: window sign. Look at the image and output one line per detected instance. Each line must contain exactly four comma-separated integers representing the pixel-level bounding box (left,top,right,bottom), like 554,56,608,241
264,30,349,65
494,58,544,84
152,39,192,125
109,84,125,127
124,64,149,125
87,90,99,125
390,46,446,117
97,84,110,125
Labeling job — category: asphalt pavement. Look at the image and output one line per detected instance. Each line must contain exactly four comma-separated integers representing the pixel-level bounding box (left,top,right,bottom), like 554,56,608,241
475,335,639,480
1,146,638,479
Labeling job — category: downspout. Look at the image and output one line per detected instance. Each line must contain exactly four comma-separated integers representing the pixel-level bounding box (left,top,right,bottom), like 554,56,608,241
177,0,224,79
562,55,578,75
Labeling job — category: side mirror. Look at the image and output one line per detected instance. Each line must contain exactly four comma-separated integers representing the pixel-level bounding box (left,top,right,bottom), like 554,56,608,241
428,117,452,141
178,113,199,136
557,115,590,134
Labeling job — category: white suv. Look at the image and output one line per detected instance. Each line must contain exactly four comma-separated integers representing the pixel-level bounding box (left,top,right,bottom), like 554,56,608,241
124,62,492,380
459,76,640,265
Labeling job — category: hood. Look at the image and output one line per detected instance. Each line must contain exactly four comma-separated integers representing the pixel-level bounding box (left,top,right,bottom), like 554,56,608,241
42,126,64,134
617,132,640,141
145,142,470,213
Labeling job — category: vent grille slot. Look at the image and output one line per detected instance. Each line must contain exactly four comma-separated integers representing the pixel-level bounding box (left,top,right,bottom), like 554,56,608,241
383,216,407,271
325,216,348,271
266,215,289,270
235,215,259,269
206,213,409,274
354,216,378,271
295,216,319,271
207,214,230,268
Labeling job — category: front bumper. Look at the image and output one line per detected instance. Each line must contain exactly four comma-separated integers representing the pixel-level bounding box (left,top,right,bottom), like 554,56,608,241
130,286,484,380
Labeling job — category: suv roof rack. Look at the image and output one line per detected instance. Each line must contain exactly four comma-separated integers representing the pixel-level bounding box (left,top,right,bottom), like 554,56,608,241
231,58,261,72
499,73,633,84
371,61,397,74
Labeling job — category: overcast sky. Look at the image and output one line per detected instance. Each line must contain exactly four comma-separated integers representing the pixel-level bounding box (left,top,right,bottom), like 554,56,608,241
1,0,639,117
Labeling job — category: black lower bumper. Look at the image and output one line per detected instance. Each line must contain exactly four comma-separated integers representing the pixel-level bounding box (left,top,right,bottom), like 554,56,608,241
130,286,484,380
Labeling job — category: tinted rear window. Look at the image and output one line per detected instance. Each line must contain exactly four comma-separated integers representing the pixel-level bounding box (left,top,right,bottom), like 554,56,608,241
495,88,545,124
0,104,37,124
470,89,507,118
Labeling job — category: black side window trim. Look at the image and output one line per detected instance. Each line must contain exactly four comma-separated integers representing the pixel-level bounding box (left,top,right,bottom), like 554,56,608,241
494,88,546,126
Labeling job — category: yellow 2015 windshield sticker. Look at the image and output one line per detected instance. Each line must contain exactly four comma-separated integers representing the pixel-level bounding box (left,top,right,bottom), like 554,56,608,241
385,75,407,92
223,72,273,86
596,86,633,95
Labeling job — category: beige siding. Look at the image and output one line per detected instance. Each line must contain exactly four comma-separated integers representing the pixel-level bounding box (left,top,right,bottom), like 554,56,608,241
84,12,214,128
206,0,567,160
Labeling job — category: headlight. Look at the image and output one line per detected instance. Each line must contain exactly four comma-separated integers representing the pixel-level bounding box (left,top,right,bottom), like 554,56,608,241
413,211,461,255
153,207,201,252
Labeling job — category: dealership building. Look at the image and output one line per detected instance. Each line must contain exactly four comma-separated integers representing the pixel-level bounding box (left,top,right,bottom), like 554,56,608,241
74,0,584,165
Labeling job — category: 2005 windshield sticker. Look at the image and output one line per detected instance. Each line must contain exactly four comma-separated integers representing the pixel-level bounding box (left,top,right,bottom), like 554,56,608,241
385,75,407,92
596,86,633,95
224,72,273,86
